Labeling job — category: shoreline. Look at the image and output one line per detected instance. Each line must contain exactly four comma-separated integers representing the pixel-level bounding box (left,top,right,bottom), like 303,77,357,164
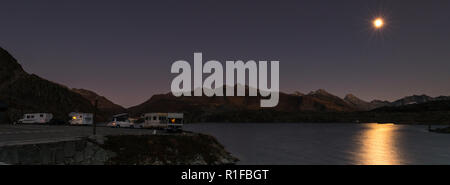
0,132,238,165
429,127,450,134
186,122,450,126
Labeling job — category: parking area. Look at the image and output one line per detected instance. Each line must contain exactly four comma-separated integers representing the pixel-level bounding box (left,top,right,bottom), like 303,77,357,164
0,124,169,147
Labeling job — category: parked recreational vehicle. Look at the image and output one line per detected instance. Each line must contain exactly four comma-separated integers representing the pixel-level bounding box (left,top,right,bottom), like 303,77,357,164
17,113,53,124
167,113,184,131
107,113,134,128
69,112,93,125
143,113,183,131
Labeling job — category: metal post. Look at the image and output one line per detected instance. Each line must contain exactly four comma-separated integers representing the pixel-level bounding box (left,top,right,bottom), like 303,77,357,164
93,98,98,135
8,84,12,124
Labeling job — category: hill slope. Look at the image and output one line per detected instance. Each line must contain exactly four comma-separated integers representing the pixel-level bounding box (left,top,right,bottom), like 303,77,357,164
0,47,107,122
128,88,359,122
72,88,126,118
343,94,382,111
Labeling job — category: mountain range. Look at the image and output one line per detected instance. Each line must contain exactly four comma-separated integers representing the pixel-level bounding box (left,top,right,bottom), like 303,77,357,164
128,87,449,116
1,47,449,123
127,87,450,122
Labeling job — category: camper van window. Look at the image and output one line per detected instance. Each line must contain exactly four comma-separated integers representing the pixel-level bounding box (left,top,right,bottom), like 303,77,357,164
27,115,30,119
40,114,43,117
153,116,157,120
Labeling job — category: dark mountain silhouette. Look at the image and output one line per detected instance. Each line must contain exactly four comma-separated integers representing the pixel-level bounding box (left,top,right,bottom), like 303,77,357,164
343,94,377,111
370,100,391,108
387,95,450,107
343,94,393,111
435,96,450,101
2,46,449,124
361,100,450,124
127,88,359,122
0,47,108,122
300,89,358,112
128,86,450,123
390,95,434,107
72,88,126,118
343,94,450,111
373,100,450,112
292,91,305,96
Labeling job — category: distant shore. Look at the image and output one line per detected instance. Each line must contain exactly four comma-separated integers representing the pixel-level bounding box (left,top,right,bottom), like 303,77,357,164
430,127,450,134
180,109,450,125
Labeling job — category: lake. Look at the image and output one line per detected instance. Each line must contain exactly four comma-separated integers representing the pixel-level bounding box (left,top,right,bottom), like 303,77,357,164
184,123,450,165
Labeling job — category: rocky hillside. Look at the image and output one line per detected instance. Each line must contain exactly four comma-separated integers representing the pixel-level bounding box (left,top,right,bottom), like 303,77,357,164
373,100,450,112
301,89,357,112
0,47,108,122
129,87,450,123
128,88,360,122
0,134,238,165
390,95,435,107
103,134,238,165
343,94,383,111
356,100,450,124
3,46,448,124
389,95,450,107
369,100,391,108
72,88,126,119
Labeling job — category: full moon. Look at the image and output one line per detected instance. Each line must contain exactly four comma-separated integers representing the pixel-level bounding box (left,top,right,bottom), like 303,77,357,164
373,18,384,29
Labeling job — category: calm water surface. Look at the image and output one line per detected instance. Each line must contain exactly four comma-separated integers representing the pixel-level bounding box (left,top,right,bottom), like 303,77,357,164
184,123,450,165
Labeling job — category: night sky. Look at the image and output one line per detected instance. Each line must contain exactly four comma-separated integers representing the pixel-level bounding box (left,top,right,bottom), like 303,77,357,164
1,0,449,107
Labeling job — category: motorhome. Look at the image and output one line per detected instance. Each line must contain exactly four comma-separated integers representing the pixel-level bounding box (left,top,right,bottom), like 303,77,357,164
69,112,93,125
143,113,184,131
107,113,134,128
18,113,53,124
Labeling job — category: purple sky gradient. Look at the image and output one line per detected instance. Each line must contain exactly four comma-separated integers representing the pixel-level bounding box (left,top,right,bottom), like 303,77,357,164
1,0,449,107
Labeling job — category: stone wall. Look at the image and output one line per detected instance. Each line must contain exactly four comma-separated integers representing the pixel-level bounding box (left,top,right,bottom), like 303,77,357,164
0,134,238,165
0,138,116,165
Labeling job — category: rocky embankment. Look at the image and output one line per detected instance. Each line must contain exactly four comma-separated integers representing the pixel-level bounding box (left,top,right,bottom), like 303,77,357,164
102,133,238,165
0,134,238,165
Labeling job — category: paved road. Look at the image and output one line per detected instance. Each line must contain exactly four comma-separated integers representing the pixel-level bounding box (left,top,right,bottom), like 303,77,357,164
0,124,165,147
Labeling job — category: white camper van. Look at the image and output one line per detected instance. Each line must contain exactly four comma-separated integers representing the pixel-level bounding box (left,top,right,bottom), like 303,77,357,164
143,113,183,131
18,113,53,124
107,113,135,128
69,112,93,125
